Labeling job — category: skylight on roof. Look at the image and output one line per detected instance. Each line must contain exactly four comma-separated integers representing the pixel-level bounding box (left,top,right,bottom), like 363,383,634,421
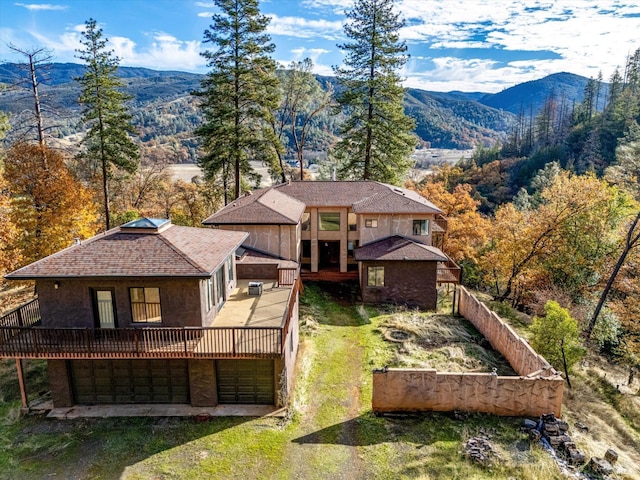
121,218,171,230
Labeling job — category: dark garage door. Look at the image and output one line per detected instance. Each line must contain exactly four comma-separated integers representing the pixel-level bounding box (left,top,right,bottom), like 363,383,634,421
216,360,274,404
70,359,190,404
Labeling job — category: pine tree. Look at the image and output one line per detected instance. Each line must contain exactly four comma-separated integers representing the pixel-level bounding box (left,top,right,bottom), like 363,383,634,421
195,0,280,203
76,18,139,231
332,0,416,183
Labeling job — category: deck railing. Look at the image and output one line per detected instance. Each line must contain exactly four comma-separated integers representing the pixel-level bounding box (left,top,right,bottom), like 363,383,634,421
278,266,299,287
0,282,301,360
0,324,284,360
437,259,461,284
0,298,41,328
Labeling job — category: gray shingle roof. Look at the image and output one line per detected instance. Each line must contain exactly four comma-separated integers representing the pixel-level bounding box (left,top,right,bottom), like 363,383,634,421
203,181,442,226
354,235,449,262
202,188,306,225
6,223,248,279
277,181,442,214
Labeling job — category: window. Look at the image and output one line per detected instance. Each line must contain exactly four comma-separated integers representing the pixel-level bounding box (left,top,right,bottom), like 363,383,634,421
206,278,214,311
347,240,358,258
215,268,226,309
367,266,385,286
319,212,340,231
348,213,357,231
302,240,311,258
413,219,429,236
130,287,162,323
226,257,234,284
365,219,378,228
301,212,311,231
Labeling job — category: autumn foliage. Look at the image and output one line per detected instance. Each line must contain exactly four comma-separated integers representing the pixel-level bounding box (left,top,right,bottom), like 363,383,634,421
407,179,488,262
4,143,99,265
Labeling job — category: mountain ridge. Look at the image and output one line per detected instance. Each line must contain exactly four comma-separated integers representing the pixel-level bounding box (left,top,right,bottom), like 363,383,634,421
0,62,599,156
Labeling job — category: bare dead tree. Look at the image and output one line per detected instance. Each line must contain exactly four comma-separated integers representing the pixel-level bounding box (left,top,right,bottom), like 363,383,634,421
6,44,55,155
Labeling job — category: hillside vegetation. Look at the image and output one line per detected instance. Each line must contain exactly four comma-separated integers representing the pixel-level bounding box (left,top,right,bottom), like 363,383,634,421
1,62,596,160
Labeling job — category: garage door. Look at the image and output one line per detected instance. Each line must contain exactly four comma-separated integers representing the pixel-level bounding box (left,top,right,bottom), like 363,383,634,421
216,360,274,404
70,359,190,404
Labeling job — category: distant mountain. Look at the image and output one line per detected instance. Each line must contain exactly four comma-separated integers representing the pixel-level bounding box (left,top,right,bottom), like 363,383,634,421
404,88,513,148
478,72,607,115
0,62,201,87
0,63,598,157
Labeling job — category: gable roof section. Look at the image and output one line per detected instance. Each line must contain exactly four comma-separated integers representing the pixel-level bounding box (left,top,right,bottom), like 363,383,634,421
6,224,248,279
202,188,305,225
354,235,449,262
352,183,442,214
268,181,441,214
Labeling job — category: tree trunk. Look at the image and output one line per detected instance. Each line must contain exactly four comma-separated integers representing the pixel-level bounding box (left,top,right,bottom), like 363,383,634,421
561,339,572,389
585,211,640,340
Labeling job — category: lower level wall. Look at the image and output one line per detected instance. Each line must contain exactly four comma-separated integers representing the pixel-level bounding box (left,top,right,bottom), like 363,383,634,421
188,359,218,407
372,368,564,417
48,360,74,408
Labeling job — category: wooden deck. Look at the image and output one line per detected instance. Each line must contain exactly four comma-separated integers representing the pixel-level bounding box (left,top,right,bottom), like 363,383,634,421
0,279,301,360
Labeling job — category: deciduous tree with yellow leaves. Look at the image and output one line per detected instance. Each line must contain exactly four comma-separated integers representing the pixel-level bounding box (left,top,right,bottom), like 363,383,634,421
4,143,99,264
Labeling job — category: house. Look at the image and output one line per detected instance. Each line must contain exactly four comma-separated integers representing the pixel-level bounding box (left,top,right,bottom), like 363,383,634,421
1,218,300,411
203,181,459,309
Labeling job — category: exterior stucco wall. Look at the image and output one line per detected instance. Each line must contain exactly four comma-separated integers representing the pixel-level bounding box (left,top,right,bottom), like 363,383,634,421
36,277,204,328
48,360,74,408
372,368,564,417
359,214,434,246
218,225,297,261
236,263,279,280
360,261,438,310
279,290,299,405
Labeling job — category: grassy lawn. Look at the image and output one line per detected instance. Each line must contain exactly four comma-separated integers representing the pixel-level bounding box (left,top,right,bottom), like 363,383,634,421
1,283,637,479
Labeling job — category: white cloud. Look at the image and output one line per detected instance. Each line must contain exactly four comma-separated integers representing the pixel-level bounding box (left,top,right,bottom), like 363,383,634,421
266,14,343,40
301,0,352,14
16,28,205,72
197,12,212,18
393,0,640,91
285,47,331,66
14,3,68,11
113,32,204,71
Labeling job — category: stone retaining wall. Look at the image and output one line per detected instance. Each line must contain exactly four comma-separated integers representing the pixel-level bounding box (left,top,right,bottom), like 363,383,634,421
371,287,564,417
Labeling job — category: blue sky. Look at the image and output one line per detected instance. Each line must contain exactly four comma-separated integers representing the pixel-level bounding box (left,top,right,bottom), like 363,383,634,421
1,0,639,93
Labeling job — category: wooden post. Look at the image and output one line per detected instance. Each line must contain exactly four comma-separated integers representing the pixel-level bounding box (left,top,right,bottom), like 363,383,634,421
452,286,457,316
16,359,28,410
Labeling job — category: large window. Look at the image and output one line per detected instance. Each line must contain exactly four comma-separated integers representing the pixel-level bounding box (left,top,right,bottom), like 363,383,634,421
319,212,340,231
130,287,162,323
367,266,385,286
413,219,429,236
365,219,378,228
